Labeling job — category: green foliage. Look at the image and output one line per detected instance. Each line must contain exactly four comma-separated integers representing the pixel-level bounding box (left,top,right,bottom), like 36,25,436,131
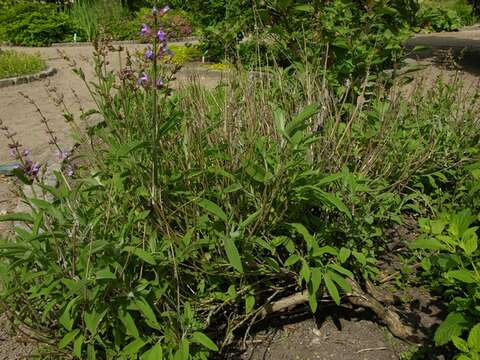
0,2,74,46
418,0,475,31
68,0,129,42
0,49,46,79
411,163,480,358
198,0,418,89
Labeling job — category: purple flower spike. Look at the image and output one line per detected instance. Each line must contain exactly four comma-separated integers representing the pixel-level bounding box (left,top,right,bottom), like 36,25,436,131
137,72,149,86
157,30,166,43
140,24,151,37
144,46,154,60
159,5,170,16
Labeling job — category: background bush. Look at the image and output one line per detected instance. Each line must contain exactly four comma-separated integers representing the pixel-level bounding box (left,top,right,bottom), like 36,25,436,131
0,2,74,46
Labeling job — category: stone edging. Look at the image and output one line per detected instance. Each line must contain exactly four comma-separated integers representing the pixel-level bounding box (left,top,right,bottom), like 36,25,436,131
0,67,57,89
52,36,200,47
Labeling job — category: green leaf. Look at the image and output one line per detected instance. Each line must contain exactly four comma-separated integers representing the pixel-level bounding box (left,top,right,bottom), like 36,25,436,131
284,254,300,267
224,237,243,273
59,329,80,349
452,336,469,352
410,236,444,251
310,267,323,295
308,291,318,313
11,167,32,185
462,227,478,255
468,323,480,351
290,223,315,250
174,339,190,360
328,264,353,279
294,4,314,12
286,103,318,137
0,212,33,223
87,343,96,360
59,297,77,331
123,246,156,265
95,268,116,280
324,273,340,305
142,343,163,360
434,312,469,346
245,295,255,314
318,191,351,219
239,210,261,230
135,297,161,330
300,260,311,284
122,338,147,356
446,270,476,284
73,334,84,358
199,199,228,222
191,332,219,351
30,198,51,210
430,219,447,235
85,308,107,335
330,272,352,293
312,246,338,257
119,309,140,338
338,248,351,263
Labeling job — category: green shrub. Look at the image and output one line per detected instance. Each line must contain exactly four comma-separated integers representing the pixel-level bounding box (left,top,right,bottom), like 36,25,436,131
0,49,46,79
198,0,418,92
1,35,480,358
0,2,74,46
417,0,475,31
411,169,480,358
68,0,131,42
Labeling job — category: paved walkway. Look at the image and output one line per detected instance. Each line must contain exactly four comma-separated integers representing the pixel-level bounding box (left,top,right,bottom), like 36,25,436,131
406,25,480,52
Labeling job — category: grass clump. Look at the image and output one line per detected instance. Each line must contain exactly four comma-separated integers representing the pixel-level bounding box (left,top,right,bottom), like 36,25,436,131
0,50,46,79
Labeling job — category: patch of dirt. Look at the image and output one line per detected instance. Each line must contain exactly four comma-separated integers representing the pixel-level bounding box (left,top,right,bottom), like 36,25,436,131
0,316,35,360
238,309,411,360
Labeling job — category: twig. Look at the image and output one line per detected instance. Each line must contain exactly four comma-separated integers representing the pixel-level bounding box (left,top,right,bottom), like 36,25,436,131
356,347,388,354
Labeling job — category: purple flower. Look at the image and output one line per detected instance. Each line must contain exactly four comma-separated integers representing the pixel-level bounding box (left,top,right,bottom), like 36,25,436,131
25,159,40,177
22,148,30,157
140,24,151,37
65,165,74,177
8,147,16,159
157,30,166,43
155,79,164,89
57,150,69,161
159,5,170,16
144,46,154,61
137,72,149,86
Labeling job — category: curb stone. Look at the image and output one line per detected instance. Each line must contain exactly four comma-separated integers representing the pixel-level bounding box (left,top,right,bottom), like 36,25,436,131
0,67,57,88
52,36,200,47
